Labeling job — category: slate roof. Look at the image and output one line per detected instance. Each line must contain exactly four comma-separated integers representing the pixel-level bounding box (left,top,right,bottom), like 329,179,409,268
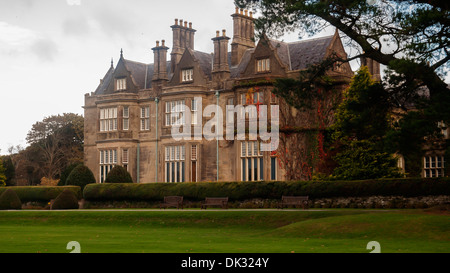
191,50,213,80
94,66,114,94
95,35,334,94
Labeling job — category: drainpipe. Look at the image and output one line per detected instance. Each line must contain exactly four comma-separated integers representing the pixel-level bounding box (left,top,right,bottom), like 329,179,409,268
155,97,159,183
215,90,220,182
137,143,140,183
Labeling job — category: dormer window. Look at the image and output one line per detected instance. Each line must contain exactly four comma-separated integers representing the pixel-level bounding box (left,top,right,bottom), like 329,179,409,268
181,68,193,82
116,78,127,91
256,58,270,73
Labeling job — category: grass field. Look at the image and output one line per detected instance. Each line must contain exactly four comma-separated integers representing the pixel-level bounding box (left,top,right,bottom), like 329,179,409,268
0,209,448,253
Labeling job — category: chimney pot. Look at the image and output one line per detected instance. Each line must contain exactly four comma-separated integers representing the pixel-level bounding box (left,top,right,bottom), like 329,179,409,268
189,22,192,29
156,40,160,47
162,40,165,46
222,29,226,36
175,19,178,25
250,11,253,18
244,10,248,16
235,7,239,14
240,8,243,15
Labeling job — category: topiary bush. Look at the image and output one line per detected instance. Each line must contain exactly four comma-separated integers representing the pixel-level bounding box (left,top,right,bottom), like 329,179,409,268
51,189,79,210
0,188,22,210
65,165,96,191
0,186,81,203
83,178,450,202
58,162,83,186
104,166,133,183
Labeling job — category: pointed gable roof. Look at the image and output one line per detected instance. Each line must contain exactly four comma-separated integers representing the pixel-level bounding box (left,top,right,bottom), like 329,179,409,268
94,65,114,95
94,53,172,94
271,35,334,71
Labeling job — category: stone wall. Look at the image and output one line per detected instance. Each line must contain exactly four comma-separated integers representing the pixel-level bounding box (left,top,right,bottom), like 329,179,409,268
79,195,450,209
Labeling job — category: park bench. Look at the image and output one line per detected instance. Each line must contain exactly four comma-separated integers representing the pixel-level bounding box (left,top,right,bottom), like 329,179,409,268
201,197,228,209
278,196,309,209
160,196,184,210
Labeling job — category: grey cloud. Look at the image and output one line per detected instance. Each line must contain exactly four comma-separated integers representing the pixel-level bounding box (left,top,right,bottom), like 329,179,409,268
30,38,58,62
62,15,90,36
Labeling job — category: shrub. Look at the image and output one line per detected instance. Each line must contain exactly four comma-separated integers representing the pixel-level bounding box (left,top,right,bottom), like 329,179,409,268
0,186,81,203
0,189,22,210
104,166,133,183
83,178,450,202
66,165,96,190
59,162,82,186
51,189,79,210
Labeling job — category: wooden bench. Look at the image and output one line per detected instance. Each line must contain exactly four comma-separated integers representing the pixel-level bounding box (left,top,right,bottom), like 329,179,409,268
278,196,309,209
201,197,228,209
160,196,184,210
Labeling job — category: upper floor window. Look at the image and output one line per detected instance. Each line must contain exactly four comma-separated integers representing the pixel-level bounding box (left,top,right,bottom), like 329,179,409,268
165,100,185,126
116,78,126,91
191,97,199,125
241,91,264,105
438,122,448,139
181,68,193,82
100,107,118,132
423,156,445,178
141,106,150,131
256,58,270,73
123,106,129,131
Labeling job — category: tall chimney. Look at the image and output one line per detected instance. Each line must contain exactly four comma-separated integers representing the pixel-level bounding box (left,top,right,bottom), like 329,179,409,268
231,8,255,66
171,19,196,73
152,39,169,91
212,29,230,84
361,56,381,81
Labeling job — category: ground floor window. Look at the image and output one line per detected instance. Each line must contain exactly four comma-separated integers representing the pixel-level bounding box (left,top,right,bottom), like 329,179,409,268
423,155,445,178
270,157,277,180
100,149,117,183
165,145,185,183
191,145,198,182
241,141,263,181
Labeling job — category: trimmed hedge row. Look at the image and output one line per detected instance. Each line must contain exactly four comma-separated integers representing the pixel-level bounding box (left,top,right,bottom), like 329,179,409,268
83,178,450,202
0,186,82,202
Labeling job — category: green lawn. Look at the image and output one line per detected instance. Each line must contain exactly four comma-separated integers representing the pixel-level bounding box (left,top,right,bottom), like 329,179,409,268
0,209,448,253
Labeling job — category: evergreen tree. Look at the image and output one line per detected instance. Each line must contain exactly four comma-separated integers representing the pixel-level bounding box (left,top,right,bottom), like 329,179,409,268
331,67,402,180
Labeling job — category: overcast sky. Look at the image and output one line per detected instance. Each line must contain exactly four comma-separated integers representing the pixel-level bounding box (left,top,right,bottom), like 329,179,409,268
0,0,344,155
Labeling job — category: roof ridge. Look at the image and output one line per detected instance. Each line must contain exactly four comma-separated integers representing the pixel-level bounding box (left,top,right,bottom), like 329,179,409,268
123,58,151,66
287,35,334,45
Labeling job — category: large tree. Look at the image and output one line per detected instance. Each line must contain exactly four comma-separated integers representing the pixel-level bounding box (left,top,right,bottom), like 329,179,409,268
237,0,449,176
236,0,449,122
25,113,84,180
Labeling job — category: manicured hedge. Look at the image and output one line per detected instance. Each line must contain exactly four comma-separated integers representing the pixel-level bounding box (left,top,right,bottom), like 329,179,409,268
0,186,82,203
83,178,450,202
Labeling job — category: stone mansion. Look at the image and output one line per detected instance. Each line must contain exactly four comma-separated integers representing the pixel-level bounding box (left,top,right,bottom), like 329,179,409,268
83,7,363,183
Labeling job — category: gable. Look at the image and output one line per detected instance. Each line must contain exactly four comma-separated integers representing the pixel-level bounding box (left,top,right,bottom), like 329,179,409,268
169,49,211,86
240,36,287,78
103,57,140,94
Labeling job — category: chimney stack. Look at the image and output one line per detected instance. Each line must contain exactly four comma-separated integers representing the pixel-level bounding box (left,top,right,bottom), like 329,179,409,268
231,7,255,66
152,39,169,91
212,29,230,84
360,55,381,81
171,19,196,73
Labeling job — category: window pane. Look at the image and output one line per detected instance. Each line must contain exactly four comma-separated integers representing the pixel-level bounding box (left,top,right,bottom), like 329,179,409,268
242,158,246,181
271,157,276,180
241,142,246,157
